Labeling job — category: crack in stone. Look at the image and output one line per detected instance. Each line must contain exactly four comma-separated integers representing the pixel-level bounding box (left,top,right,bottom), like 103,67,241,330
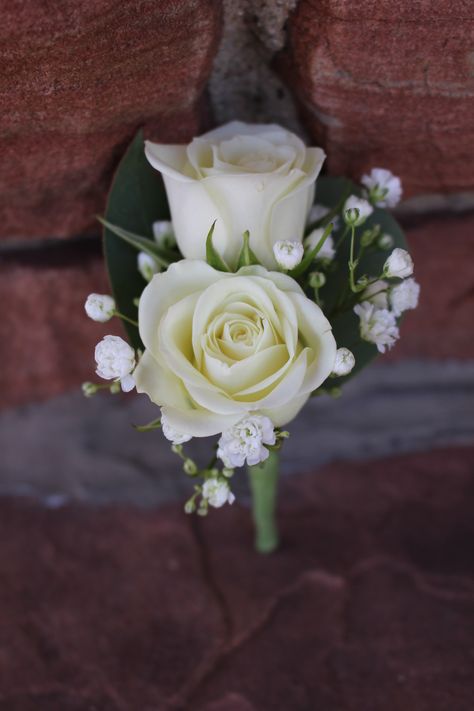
181,553,474,706
165,516,235,710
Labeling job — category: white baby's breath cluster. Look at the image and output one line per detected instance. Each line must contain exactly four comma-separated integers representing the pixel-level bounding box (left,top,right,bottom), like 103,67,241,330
137,252,160,282
84,294,115,323
390,278,420,317
217,415,276,468
137,221,175,282
354,247,419,352
354,303,399,354
273,240,304,270
362,168,402,208
332,347,355,377
384,248,414,278
304,228,336,261
344,195,373,226
94,335,136,392
202,478,235,508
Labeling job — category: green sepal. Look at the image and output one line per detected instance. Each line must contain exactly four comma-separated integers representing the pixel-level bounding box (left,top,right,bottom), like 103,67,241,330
99,217,171,268
206,221,231,272
237,230,260,269
132,418,162,432
289,222,334,278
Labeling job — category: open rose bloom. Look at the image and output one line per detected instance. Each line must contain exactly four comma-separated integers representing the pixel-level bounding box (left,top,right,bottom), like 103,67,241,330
88,122,417,552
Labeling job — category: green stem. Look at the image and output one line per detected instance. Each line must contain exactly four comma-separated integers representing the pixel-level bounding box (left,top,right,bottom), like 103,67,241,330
247,450,279,554
114,310,138,327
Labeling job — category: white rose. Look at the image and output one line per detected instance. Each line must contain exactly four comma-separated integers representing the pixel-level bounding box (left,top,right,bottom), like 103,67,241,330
384,248,414,278
161,411,192,445
361,168,402,208
84,294,115,323
390,278,420,316
94,335,136,390
134,260,337,437
144,121,325,269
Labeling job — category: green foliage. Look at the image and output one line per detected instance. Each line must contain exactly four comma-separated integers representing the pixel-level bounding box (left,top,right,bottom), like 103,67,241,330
102,132,408,389
289,221,333,278
237,230,260,269
313,176,408,387
205,221,231,272
102,129,170,349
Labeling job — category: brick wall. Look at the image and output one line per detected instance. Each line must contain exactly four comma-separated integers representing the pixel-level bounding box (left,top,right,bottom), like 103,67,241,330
1,0,473,408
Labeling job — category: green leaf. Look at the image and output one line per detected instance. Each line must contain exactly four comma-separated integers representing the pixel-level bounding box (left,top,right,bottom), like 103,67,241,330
311,176,408,387
103,129,171,349
206,221,230,272
237,230,260,269
289,222,334,278
99,217,171,267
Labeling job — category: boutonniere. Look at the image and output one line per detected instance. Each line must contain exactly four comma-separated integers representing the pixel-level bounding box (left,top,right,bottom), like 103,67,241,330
83,122,419,553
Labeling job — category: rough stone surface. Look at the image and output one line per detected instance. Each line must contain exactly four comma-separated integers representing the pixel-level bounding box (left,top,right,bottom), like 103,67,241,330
209,0,302,133
0,446,473,709
0,360,473,507
278,0,474,196
0,0,221,240
0,244,111,409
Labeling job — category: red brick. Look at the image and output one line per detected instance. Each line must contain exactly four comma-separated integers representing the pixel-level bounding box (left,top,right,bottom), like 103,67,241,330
0,0,221,240
0,248,112,409
278,0,474,196
392,212,474,359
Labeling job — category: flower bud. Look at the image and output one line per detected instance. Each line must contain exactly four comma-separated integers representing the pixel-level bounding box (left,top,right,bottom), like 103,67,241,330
377,233,394,250
183,459,198,475
81,381,98,397
84,294,115,323
184,498,196,514
332,348,355,376
273,240,304,270
309,271,326,288
361,168,402,208
384,248,414,278
202,478,235,508
344,195,373,226
152,220,175,248
95,335,135,381
137,252,160,282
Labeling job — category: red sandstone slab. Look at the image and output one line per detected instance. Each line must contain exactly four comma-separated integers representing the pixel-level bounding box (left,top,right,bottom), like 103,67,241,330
278,0,474,196
0,447,472,709
0,0,221,240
